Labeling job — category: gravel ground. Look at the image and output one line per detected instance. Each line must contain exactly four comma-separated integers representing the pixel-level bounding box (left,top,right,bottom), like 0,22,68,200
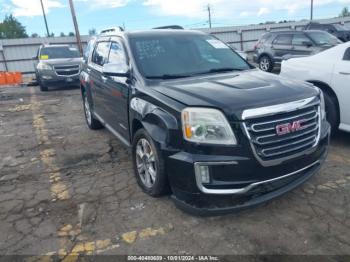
0,85,349,258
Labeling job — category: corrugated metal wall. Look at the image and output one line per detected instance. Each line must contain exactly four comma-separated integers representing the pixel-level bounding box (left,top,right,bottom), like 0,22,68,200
200,16,350,51
1,16,350,75
0,36,90,75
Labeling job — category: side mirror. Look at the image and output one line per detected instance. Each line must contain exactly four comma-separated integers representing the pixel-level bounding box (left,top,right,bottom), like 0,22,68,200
302,41,313,47
102,62,130,77
32,56,38,60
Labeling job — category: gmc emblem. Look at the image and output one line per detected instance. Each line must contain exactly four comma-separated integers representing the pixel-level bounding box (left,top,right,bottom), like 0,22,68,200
276,120,307,136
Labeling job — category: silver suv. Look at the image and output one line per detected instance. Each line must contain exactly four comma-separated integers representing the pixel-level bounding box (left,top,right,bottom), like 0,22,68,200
253,30,340,72
34,44,83,91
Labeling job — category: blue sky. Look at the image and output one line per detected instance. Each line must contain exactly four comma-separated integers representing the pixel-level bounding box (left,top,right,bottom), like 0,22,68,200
0,0,349,36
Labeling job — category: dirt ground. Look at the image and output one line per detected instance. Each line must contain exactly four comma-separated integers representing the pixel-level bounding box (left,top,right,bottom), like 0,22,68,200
0,85,349,257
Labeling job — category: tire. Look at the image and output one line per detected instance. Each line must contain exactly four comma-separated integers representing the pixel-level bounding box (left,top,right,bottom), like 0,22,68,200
132,129,169,197
82,92,103,130
259,55,273,72
323,92,339,134
39,81,48,92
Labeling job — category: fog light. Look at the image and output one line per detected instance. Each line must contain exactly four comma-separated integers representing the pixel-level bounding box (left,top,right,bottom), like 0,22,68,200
196,165,210,184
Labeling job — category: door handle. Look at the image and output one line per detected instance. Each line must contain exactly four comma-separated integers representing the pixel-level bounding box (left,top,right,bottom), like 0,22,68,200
339,72,350,75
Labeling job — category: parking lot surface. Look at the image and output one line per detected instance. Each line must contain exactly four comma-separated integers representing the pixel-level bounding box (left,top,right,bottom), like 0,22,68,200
0,86,349,257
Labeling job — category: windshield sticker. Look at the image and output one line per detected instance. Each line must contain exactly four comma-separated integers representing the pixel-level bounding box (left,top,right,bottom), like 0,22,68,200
207,39,229,49
40,55,49,60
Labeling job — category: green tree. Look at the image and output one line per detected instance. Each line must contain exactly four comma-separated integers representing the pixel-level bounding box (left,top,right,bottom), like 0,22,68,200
31,33,40,38
0,15,28,39
68,32,75,36
339,7,350,17
60,32,66,37
88,28,96,36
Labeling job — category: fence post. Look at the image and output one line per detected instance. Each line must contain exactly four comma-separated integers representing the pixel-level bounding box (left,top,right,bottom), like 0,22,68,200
0,41,8,72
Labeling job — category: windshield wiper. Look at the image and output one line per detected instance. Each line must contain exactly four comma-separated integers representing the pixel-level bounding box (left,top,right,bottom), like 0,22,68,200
146,74,192,80
193,67,245,76
208,68,245,73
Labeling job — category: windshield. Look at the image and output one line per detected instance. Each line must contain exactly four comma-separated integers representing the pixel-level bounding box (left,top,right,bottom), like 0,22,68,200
40,46,81,59
333,24,347,31
129,34,250,79
307,31,341,46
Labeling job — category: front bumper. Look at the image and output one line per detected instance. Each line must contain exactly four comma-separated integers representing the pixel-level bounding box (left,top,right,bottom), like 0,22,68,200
38,70,80,87
167,122,330,216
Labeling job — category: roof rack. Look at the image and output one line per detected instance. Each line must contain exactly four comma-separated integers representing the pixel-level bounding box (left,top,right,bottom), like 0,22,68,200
153,25,184,30
100,27,124,35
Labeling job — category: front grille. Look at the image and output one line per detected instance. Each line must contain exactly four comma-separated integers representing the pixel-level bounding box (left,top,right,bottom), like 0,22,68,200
54,65,80,76
245,104,320,163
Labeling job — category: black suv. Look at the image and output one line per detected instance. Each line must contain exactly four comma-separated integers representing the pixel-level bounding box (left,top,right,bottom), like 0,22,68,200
80,28,330,215
305,22,350,42
253,30,340,72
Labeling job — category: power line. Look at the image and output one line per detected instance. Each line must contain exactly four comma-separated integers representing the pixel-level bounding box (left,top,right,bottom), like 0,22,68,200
39,0,50,37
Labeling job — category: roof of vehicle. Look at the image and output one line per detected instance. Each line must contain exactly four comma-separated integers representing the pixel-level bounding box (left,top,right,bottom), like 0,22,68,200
40,44,71,48
266,30,331,35
97,28,206,39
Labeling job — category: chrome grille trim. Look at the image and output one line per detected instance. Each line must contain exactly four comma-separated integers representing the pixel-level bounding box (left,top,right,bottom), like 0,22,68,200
261,135,317,157
254,125,319,145
242,96,322,167
54,64,80,77
249,111,318,132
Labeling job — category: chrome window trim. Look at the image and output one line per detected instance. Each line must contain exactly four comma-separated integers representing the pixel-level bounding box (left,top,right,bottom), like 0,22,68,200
194,160,320,195
242,96,322,167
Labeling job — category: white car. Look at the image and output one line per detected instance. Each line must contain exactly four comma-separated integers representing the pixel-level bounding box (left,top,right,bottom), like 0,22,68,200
280,42,350,133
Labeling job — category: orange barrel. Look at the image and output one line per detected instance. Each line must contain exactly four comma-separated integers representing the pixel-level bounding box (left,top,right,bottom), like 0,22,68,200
0,73,6,85
14,72,22,84
5,72,15,85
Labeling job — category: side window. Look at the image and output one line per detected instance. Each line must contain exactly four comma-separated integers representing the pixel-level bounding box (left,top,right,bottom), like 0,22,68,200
91,42,110,66
343,48,350,61
273,34,293,45
292,34,312,46
108,41,127,64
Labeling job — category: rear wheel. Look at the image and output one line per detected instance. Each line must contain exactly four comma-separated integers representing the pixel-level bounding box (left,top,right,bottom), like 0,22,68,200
132,129,169,197
259,55,273,72
82,92,103,130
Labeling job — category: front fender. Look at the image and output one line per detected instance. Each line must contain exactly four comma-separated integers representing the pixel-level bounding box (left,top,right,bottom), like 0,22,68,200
130,98,179,148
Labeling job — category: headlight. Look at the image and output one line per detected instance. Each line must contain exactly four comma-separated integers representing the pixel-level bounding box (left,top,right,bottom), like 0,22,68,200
319,90,326,120
37,62,52,70
181,108,237,145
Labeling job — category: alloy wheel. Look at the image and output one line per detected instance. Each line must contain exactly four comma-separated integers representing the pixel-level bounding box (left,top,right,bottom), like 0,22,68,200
135,138,157,188
260,57,270,71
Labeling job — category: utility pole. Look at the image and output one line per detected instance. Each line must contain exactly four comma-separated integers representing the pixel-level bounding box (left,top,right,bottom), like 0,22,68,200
68,0,83,56
40,0,50,37
207,4,212,29
310,0,314,20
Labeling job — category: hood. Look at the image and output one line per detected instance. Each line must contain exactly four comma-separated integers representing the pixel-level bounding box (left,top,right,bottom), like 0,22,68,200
152,69,319,121
44,57,83,66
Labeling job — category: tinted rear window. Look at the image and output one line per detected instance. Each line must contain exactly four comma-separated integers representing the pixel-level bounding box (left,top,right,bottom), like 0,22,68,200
40,46,80,59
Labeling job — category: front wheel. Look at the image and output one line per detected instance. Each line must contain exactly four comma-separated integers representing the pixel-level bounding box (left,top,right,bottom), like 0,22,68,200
132,129,169,197
323,92,339,134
